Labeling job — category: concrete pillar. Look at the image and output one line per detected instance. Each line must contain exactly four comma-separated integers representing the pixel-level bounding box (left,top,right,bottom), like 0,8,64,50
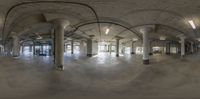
162,41,165,54
166,41,171,54
5,41,12,56
12,35,20,57
33,42,36,55
87,35,98,57
190,42,194,53
51,28,55,57
71,40,74,54
64,43,66,52
180,36,186,57
149,41,153,55
194,42,197,53
79,41,84,54
131,41,135,54
121,43,125,54
41,45,44,54
116,38,120,57
29,45,32,52
140,27,152,65
195,42,199,52
196,43,199,52
53,19,70,70
21,45,24,53
33,44,36,55
109,44,112,54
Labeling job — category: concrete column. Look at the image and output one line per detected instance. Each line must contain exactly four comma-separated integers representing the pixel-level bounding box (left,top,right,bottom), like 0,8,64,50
33,42,36,55
51,28,55,57
180,36,186,57
140,27,152,65
162,41,165,54
12,35,20,57
194,42,197,53
71,40,74,54
109,44,112,54
196,43,199,52
21,45,24,53
87,35,98,57
79,41,84,54
149,41,153,55
190,42,194,53
116,38,120,57
53,19,70,70
131,41,135,54
64,43,66,52
166,42,171,54
5,41,12,56
29,45,32,52
41,45,44,54
195,42,199,52
121,43,125,54
87,39,92,57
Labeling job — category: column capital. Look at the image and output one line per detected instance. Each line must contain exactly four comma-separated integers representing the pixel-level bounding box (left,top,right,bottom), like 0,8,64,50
12,35,19,39
115,36,123,40
89,35,95,38
176,34,186,39
140,27,153,34
52,18,70,28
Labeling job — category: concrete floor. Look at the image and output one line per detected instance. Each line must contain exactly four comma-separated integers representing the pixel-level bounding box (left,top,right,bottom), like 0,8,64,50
0,53,200,99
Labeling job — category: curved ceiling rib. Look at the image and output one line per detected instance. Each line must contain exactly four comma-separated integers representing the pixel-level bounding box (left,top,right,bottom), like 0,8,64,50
122,9,195,36
72,21,142,40
124,9,185,20
2,1,100,45
130,23,186,36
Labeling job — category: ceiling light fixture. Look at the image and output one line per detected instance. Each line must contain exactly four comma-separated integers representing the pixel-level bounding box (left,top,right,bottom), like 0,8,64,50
132,38,138,41
105,28,110,35
188,20,196,29
37,36,42,39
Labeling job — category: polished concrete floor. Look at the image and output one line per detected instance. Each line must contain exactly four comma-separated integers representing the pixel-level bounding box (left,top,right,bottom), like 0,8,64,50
0,52,200,99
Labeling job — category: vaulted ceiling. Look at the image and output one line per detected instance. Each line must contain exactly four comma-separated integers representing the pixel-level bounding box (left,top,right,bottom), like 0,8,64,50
0,0,200,44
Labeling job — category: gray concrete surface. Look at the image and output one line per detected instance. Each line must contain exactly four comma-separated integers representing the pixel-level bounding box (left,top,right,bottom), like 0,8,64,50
0,53,200,99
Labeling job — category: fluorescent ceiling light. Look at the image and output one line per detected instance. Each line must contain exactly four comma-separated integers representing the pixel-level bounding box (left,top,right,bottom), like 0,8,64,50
105,28,110,35
160,36,166,40
188,20,196,29
37,36,42,39
132,38,138,41
197,38,200,41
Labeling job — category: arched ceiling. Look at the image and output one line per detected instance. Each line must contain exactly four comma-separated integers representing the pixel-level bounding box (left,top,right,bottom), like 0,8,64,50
0,0,200,44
